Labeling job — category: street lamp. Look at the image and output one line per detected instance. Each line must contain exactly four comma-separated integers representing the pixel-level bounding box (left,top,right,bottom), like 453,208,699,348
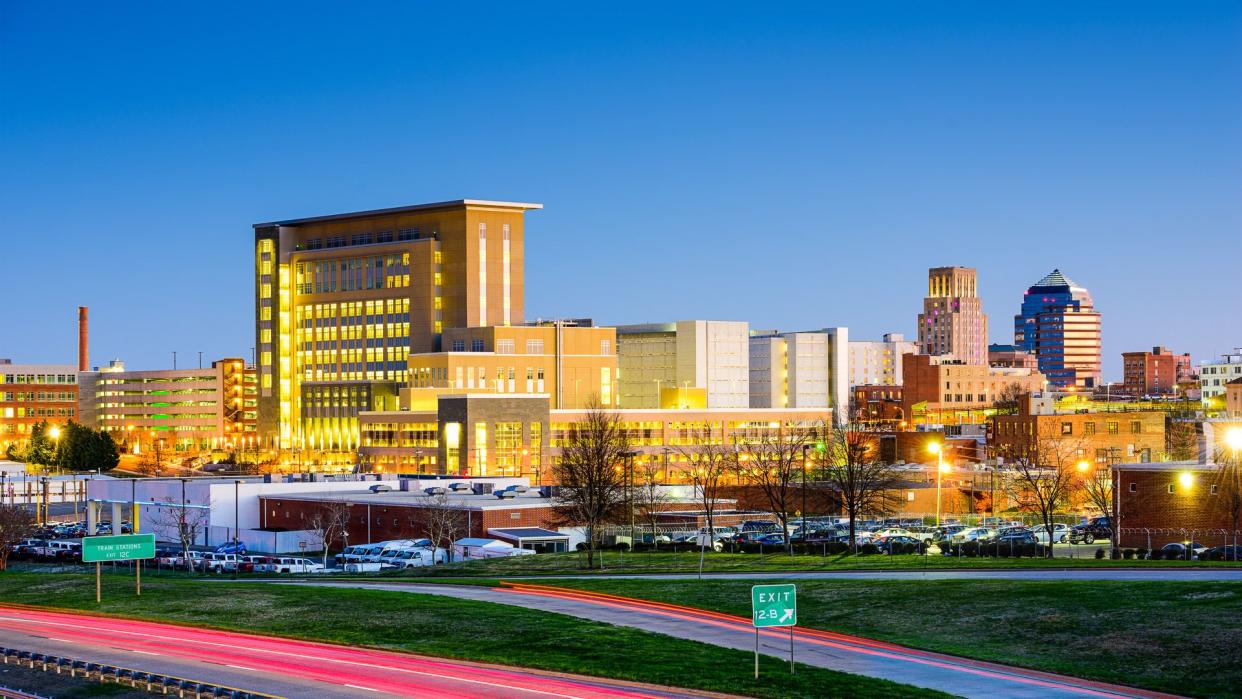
1226,428,1242,457
1178,472,1194,490
928,442,946,527
48,426,61,475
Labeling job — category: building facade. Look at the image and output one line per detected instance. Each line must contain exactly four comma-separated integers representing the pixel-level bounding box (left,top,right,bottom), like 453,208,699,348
254,199,541,449
79,358,257,452
902,353,1045,425
0,361,79,451
359,393,831,481
917,267,988,365
1199,348,1242,408
615,320,750,409
749,328,849,424
848,333,917,387
1121,346,1192,397
989,407,1167,466
404,322,617,411
987,343,1037,369
1013,269,1102,389
1228,379,1242,418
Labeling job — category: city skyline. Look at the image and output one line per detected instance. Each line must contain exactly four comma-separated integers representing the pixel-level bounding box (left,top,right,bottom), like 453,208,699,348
2,4,1240,378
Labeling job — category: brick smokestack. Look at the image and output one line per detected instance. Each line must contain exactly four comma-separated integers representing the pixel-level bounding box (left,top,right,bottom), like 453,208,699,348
77,306,89,371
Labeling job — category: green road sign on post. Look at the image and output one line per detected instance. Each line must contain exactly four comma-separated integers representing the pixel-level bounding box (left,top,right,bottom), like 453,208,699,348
82,534,156,563
751,584,797,678
82,534,155,604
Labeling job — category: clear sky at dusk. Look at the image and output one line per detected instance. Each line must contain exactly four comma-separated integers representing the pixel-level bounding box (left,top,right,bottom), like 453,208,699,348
2,3,1239,379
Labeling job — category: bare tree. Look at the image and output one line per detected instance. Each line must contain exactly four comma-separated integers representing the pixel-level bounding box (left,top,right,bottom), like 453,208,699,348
1079,462,1115,549
735,424,812,552
1164,419,1200,462
552,402,631,569
420,492,467,563
150,497,211,571
996,423,1085,558
1211,448,1242,555
631,460,669,548
305,500,351,568
0,505,34,571
992,383,1027,416
814,421,903,551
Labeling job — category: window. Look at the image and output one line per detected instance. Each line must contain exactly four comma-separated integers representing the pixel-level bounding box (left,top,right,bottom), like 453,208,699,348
472,339,485,352
1061,422,1073,436
526,339,544,354
600,339,611,355
1107,421,1119,435
1210,484,1218,495
1084,422,1096,435
1130,420,1142,434
1167,484,1174,494
1128,482,1137,493
496,339,515,354
451,340,465,352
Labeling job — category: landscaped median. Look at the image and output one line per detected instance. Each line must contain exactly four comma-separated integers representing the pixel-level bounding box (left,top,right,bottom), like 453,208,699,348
535,576,1242,698
0,573,943,699
394,548,1242,578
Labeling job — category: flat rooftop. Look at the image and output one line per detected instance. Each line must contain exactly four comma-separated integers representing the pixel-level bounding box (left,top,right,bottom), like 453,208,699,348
254,199,543,228
260,488,557,510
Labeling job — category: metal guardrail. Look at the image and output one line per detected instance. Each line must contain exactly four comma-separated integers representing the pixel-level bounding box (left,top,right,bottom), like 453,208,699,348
0,685,47,699
0,647,285,699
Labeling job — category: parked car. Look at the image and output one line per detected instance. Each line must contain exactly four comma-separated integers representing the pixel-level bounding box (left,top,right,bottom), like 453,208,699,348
12,539,47,560
268,557,325,574
392,547,447,568
948,527,996,544
1069,517,1112,544
739,520,779,535
334,545,367,566
1159,541,1208,561
243,555,273,572
752,533,787,546
993,530,1038,546
1030,523,1071,544
874,535,926,554
872,527,913,539
174,551,208,571
932,525,967,542
203,552,252,573
214,541,248,555
1200,545,1242,561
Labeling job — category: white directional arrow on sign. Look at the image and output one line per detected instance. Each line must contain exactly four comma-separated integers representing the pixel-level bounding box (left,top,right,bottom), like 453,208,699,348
779,609,794,623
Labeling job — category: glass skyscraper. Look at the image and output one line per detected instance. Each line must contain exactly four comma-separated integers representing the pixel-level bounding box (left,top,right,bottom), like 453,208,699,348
1014,269,1101,389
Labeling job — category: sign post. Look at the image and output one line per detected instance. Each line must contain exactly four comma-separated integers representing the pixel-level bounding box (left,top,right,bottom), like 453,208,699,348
750,583,797,677
82,534,156,603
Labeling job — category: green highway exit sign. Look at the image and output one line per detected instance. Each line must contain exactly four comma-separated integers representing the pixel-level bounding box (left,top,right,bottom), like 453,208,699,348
751,583,796,627
82,534,156,563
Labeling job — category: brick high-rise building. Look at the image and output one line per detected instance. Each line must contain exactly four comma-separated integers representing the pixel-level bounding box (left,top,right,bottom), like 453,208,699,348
0,361,79,453
1121,346,1191,397
254,199,542,449
917,267,988,365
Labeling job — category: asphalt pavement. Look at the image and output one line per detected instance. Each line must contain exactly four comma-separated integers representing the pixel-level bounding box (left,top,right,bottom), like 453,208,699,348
286,580,1183,699
0,605,711,699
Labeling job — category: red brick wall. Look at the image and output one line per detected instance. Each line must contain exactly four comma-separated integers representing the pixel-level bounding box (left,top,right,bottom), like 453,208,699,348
1116,469,1241,547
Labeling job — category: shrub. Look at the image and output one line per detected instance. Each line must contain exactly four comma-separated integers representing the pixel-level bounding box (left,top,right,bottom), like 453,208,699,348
858,543,879,555
1122,548,1135,560
614,542,630,552
1094,548,1106,559
1148,548,1163,560
1135,548,1148,560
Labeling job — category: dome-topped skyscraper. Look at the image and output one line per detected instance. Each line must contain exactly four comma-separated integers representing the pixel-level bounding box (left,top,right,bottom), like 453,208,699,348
1014,269,1101,389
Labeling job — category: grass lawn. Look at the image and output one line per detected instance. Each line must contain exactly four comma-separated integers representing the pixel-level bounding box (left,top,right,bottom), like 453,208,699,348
388,548,1242,578
547,577,1242,698
0,573,941,699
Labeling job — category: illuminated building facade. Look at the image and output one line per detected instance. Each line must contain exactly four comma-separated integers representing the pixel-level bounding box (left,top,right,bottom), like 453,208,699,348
902,353,1046,425
1199,348,1242,408
615,320,750,409
405,322,617,411
749,328,850,424
358,392,830,481
848,333,916,387
254,199,541,449
917,267,988,365
79,358,256,451
1013,269,1102,389
0,361,78,451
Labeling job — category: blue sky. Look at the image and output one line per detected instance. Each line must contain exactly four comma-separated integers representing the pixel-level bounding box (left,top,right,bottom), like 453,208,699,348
2,3,1239,379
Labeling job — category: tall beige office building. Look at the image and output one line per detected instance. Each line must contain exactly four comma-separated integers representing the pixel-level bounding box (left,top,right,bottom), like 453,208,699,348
917,267,988,365
254,199,541,449
616,321,750,409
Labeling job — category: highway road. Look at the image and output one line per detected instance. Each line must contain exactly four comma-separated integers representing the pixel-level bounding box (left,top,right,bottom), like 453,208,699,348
288,580,1183,699
0,605,713,699
510,568,1242,582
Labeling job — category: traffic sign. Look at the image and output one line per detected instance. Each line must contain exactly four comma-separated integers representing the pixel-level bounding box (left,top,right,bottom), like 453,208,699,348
751,583,796,627
82,534,156,563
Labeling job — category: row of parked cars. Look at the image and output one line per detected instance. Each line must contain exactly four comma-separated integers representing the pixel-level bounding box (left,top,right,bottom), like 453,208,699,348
32,520,132,540
150,548,328,574
334,538,448,571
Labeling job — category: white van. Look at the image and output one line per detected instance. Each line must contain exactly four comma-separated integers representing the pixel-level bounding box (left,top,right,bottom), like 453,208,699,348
269,557,325,574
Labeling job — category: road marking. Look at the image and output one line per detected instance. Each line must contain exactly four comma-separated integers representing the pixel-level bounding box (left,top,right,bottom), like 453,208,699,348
130,650,160,656
344,684,380,692
226,664,257,671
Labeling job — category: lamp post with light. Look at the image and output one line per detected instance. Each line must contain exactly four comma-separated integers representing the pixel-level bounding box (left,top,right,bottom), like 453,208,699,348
928,442,947,527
